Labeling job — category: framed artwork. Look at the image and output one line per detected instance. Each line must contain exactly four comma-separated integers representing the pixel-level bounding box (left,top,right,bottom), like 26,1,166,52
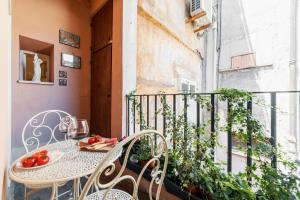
59,79,67,86
61,53,81,69
59,30,80,48
59,70,67,78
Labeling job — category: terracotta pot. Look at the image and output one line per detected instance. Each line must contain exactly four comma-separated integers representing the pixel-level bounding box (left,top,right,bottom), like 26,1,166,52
140,160,156,169
186,185,214,200
188,185,202,195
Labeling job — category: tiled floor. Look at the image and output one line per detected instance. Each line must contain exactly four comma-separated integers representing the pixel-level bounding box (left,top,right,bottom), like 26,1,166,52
10,181,74,200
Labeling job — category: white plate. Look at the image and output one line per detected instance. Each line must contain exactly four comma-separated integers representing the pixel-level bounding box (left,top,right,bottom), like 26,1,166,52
16,151,64,170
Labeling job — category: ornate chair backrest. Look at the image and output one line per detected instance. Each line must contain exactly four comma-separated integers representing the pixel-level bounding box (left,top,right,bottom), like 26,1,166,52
22,110,72,153
79,130,169,200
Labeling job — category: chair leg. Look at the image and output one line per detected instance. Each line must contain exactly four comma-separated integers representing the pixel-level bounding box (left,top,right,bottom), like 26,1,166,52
24,186,28,200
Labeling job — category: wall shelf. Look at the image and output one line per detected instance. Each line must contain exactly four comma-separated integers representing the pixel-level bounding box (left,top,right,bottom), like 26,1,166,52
186,11,207,24
194,23,211,33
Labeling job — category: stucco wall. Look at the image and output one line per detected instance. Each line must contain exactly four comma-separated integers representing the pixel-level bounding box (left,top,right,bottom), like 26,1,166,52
218,0,299,163
0,0,11,198
12,0,91,161
219,0,293,91
136,0,203,94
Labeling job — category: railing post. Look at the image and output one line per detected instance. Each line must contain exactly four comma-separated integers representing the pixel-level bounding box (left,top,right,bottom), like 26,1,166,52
196,95,200,152
127,95,130,136
173,94,176,150
227,100,232,173
247,98,253,184
163,95,166,137
147,95,149,128
154,95,157,130
139,96,143,130
154,95,158,148
133,97,136,133
211,94,215,158
271,92,277,169
184,95,188,153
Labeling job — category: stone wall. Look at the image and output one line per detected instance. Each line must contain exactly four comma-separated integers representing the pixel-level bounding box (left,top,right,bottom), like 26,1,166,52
136,0,203,94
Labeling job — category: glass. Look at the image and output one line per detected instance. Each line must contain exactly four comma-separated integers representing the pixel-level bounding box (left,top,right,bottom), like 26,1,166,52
67,118,89,143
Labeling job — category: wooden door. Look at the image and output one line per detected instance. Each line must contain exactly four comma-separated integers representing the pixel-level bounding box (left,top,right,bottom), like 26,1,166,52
91,1,113,137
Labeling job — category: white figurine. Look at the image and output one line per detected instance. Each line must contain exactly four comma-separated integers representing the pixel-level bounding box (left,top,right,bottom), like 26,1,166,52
32,54,43,82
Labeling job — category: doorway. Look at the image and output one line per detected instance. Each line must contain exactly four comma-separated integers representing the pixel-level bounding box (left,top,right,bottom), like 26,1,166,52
90,1,113,137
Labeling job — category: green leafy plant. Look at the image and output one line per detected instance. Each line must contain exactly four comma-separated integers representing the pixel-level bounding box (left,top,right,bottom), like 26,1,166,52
128,88,300,200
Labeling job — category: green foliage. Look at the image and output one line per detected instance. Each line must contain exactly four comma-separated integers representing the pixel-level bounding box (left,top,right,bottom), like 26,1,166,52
135,138,152,161
128,89,300,200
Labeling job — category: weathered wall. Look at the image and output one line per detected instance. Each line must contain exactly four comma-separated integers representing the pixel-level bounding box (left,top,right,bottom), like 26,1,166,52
136,0,203,94
217,0,299,167
0,0,11,198
219,0,293,91
12,0,91,161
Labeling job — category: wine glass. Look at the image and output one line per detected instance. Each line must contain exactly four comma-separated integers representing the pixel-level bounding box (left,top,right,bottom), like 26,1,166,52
67,119,89,145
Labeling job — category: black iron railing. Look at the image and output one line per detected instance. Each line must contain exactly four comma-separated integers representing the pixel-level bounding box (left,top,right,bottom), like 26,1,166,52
126,91,300,173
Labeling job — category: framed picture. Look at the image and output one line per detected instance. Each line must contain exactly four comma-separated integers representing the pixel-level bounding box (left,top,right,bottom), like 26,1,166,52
61,53,81,69
59,30,80,48
59,79,67,86
59,70,67,78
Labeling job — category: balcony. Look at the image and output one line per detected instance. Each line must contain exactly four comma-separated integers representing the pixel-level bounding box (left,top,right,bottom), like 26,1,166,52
125,89,300,199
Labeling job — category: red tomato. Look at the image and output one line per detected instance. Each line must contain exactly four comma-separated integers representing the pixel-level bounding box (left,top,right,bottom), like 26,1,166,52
22,157,37,168
94,135,103,143
88,137,96,144
39,150,48,155
36,155,50,166
33,150,48,159
105,138,118,145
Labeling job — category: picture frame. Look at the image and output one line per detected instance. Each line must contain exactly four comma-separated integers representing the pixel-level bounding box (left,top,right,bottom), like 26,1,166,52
61,53,81,69
59,70,67,78
59,79,67,86
59,29,80,49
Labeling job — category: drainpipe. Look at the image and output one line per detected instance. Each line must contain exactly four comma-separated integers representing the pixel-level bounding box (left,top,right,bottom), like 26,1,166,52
216,0,222,90
202,30,208,93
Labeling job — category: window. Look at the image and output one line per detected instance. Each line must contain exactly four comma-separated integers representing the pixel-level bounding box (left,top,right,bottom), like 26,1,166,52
180,79,196,93
231,53,256,69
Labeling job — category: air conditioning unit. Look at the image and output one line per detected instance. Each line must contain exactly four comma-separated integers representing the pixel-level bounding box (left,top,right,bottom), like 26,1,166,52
189,0,212,31
190,0,203,17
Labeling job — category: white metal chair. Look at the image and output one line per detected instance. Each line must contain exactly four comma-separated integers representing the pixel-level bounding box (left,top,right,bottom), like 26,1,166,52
79,130,169,200
22,110,72,153
21,110,72,199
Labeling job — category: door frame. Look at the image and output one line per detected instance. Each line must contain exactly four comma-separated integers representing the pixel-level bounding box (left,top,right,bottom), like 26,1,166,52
91,0,123,139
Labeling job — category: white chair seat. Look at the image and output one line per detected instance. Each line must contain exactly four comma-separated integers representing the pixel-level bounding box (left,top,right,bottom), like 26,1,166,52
86,189,132,200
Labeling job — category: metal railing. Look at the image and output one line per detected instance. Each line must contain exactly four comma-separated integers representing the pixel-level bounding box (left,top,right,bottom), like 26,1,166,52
126,91,300,173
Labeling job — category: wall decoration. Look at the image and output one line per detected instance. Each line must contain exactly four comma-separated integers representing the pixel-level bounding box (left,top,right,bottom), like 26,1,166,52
19,50,51,83
61,53,81,69
59,30,80,48
59,70,67,78
59,79,67,86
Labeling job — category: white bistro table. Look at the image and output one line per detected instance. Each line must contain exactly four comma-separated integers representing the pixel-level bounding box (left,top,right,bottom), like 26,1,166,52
9,140,121,200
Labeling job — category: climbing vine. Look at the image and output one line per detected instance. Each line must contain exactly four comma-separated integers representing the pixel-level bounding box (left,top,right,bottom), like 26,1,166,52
128,88,300,200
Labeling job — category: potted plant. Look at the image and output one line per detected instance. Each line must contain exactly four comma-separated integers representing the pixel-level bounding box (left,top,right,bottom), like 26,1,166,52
135,138,156,169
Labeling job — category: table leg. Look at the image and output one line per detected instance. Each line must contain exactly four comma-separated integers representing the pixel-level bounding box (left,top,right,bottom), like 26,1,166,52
50,184,58,200
73,178,80,199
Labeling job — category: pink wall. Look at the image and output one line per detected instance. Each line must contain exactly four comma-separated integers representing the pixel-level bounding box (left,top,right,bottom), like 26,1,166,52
12,0,91,160
90,0,109,16
0,0,11,198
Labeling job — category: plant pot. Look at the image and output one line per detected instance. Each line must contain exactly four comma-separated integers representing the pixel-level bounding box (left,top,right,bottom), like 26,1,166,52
140,160,156,169
188,185,202,195
164,178,213,200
